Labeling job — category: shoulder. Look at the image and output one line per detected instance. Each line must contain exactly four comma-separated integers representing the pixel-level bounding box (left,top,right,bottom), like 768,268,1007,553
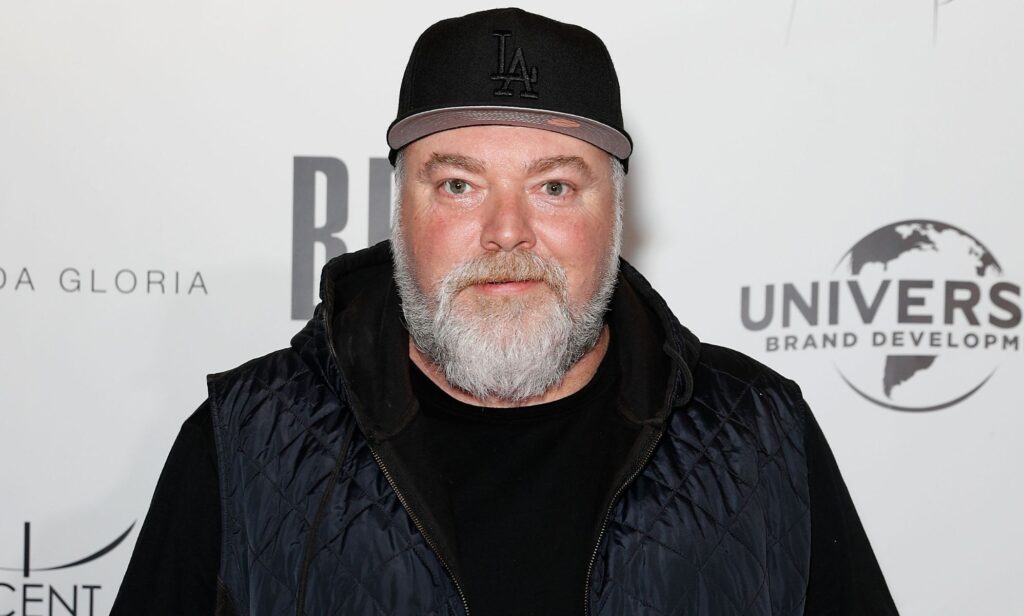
691,342,809,429
206,346,305,401
695,342,805,401
203,344,323,438
205,300,333,402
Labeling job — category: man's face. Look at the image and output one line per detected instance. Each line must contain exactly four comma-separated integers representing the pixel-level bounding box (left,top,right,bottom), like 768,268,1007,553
392,125,622,402
398,125,618,320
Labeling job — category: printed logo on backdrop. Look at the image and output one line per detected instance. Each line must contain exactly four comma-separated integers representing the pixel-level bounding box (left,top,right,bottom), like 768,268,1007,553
0,269,207,296
740,220,1021,411
0,521,134,615
291,157,394,320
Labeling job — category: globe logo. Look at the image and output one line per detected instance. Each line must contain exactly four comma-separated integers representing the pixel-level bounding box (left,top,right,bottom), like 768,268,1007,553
832,220,1015,411
740,219,1020,412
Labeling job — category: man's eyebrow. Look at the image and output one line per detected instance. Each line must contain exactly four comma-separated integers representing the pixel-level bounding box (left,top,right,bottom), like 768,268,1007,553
419,153,486,179
526,155,594,181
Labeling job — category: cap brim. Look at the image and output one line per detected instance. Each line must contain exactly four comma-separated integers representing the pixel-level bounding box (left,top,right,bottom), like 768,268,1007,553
387,106,632,160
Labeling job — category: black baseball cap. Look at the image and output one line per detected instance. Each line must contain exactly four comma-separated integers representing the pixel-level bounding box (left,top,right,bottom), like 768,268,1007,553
387,8,632,170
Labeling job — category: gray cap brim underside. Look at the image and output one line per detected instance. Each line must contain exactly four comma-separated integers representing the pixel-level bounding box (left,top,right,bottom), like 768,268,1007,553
387,106,632,160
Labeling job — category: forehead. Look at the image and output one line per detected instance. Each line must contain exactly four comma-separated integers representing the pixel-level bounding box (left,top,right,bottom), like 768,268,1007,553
402,125,610,175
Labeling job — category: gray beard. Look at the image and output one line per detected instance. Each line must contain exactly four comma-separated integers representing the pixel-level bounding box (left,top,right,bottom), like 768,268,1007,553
391,229,620,403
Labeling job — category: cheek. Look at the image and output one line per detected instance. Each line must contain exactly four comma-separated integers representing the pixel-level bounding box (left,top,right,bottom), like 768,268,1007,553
540,218,614,296
403,207,482,287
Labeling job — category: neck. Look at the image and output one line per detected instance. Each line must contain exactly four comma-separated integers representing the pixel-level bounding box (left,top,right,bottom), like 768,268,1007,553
408,325,611,408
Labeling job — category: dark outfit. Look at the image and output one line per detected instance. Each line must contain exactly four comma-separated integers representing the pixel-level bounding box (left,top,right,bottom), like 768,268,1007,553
112,242,898,615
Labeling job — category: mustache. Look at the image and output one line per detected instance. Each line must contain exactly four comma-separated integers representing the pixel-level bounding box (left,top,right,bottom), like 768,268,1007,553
441,251,568,297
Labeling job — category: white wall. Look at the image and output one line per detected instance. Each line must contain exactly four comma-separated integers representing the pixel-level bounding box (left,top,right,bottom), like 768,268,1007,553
2,1,1021,614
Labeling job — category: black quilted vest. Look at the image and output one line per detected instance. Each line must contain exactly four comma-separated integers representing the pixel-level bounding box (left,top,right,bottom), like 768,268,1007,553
209,242,811,615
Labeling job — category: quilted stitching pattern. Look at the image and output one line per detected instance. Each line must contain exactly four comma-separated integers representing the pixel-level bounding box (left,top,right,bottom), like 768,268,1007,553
209,251,812,615
212,317,464,616
589,351,811,616
213,336,811,616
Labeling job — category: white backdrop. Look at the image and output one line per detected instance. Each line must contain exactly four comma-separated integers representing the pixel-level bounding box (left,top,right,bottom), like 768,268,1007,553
2,1,1022,614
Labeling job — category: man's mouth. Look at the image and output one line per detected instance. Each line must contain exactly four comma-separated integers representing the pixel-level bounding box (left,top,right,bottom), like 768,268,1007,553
469,279,544,294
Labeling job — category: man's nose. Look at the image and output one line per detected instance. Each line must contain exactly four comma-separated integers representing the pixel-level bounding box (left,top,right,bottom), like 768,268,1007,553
479,187,536,252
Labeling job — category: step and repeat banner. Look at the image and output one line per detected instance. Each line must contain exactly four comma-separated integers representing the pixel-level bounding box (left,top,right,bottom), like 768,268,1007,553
2,1,1021,614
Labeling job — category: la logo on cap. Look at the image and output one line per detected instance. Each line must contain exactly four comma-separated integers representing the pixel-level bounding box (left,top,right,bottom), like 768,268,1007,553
490,31,539,99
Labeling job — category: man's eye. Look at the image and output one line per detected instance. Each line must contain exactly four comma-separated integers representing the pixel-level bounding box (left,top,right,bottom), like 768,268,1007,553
542,182,568,197
442,179,470,195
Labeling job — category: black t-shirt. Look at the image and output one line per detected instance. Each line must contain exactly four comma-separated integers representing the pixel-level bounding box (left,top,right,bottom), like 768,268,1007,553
111,352,898,615
401,342,636,615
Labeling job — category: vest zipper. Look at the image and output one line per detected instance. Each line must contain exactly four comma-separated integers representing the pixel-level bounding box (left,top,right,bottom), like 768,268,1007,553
583,426,666,616
368,447,472,616
320,287,472,616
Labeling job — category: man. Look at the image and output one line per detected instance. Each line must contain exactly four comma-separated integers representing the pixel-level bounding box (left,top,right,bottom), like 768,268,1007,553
113,8,898,615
